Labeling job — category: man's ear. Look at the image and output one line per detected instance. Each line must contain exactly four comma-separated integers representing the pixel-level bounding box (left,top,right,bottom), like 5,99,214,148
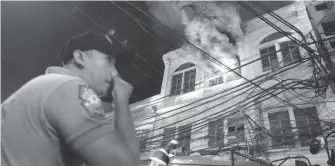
73,50,85,68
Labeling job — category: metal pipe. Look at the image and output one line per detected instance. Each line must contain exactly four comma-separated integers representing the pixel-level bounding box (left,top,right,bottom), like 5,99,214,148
231,149,235,166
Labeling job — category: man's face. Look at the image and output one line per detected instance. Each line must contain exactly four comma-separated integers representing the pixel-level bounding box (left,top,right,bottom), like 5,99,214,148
80,49,117,97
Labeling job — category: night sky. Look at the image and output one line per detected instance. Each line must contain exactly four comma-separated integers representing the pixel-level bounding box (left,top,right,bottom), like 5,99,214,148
1,1,293,104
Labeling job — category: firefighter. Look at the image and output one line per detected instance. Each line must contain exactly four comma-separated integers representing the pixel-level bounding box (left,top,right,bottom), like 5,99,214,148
1,31,140,166
149,140,179,166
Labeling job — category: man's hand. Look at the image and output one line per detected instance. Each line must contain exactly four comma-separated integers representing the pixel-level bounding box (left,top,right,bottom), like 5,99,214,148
111,75,133,100
110,74,140,165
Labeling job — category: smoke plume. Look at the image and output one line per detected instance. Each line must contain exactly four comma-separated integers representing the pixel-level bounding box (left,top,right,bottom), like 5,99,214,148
147,1,244,74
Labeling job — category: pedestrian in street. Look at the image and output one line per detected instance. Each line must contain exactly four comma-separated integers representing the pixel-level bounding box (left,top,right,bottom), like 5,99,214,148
1,31,140,166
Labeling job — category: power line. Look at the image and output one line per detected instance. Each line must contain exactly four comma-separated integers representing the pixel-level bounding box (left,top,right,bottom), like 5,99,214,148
141,81,299,148
117,2,332,109
56,2,163,87
110,1,210,74
252,1,304,37
142,114,334,155
130,64,161,86
112,1,317,124
134,1,335,156
67,1,164,81
132,52,309,121
132,56,309,126
59,0,328,124
141,121,334,150
112,1,334,125
135,57,311,130
141,120,335,155
111,1,334,153
115,4,335,152
112,1,312,79
137,54,330,152
134,52,316,135
57,4,89,31
144,87,285,148
221,2,335,125
238,2,303,46
238,1,331,76
59,1,334,157
142,105,335,154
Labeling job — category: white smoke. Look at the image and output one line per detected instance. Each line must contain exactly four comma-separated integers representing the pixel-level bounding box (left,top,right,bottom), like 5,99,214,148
146,1,185,35
147,1,244,75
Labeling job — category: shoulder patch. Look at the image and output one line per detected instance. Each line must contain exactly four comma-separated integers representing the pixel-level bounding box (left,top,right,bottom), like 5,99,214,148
78,85,105,119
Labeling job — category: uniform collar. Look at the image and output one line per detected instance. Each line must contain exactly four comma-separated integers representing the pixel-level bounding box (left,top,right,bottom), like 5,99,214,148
45,66,79,78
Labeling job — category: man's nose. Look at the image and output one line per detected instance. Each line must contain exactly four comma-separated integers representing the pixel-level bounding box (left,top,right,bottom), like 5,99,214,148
110,65,118,77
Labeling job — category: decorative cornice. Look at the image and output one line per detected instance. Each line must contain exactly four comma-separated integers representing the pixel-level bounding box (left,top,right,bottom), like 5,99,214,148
242,2,305,35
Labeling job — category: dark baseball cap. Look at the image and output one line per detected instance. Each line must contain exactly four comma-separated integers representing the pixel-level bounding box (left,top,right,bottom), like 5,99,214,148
62,31,135,65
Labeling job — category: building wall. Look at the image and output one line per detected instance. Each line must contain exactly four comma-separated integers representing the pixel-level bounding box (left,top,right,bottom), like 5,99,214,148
304,1,335,53
129,1,335,165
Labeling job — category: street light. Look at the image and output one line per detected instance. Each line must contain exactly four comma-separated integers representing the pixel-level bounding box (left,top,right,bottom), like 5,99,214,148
309,131,335,166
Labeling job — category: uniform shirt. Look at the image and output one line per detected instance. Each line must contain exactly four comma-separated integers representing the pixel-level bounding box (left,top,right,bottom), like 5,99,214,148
1,67,114,166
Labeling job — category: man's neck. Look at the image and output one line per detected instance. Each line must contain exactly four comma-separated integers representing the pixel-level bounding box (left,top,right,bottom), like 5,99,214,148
63,64,105,97
63,65,88,83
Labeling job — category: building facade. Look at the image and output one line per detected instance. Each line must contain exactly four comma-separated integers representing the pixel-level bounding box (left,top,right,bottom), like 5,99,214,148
110,1,335,166
304,0,335,54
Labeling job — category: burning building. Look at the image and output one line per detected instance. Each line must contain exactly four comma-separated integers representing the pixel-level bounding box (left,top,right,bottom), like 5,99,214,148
107,1,335,166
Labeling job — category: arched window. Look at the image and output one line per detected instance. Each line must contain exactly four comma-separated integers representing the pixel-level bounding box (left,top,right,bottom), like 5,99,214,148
170,63,196,96
259,32,290,44
259,32,301,72
175,62,195,72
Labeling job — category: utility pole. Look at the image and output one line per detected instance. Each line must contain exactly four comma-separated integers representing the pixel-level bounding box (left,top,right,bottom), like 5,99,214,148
313,26,335,92
304,1,335,94
231,148,235,166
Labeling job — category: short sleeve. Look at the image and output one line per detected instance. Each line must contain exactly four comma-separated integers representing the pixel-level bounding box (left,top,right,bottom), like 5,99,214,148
45,80,114,151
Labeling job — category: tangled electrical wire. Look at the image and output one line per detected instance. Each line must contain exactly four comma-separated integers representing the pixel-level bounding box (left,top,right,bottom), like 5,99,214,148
61,1,335,162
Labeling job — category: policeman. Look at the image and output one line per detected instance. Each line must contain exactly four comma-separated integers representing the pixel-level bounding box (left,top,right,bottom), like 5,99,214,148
1,31,140,166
